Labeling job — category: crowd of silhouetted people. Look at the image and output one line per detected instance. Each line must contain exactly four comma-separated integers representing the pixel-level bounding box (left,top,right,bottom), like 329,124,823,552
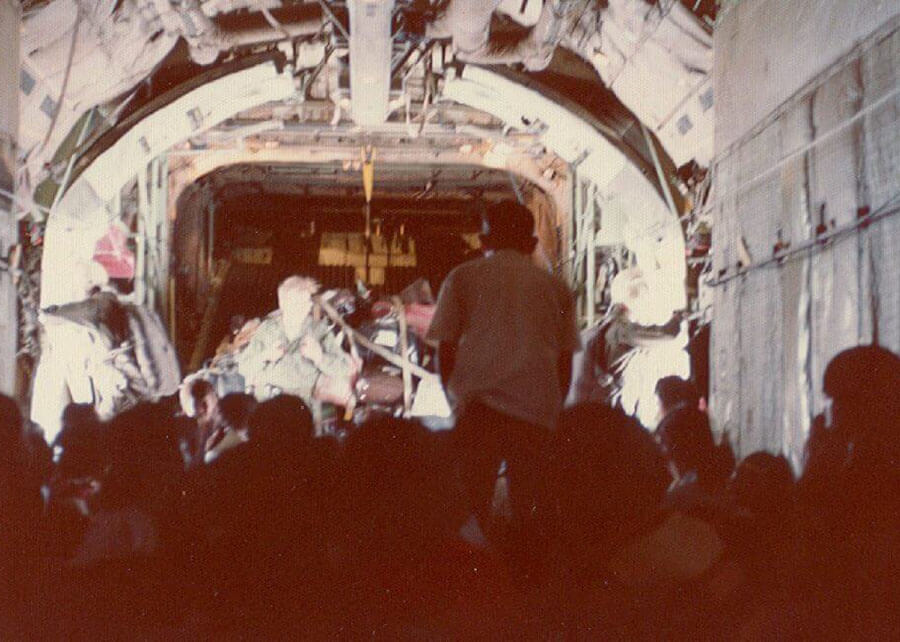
1,344,899,639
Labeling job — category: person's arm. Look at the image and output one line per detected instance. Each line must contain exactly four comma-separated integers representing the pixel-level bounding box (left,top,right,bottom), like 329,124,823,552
427,270,464,390
436,341,458,389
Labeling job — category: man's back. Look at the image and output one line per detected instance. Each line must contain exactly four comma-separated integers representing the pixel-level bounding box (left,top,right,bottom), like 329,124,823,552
428,249,579,428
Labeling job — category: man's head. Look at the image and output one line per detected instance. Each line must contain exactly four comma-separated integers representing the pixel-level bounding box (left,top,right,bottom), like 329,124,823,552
277,275,320,340
655,376,700,421
823,345,900,445
54,403,105,478
248,394,314,449
479,201,538,255
655,406,718,483
730,451,795,517
189,378,219,426
218,393,257,436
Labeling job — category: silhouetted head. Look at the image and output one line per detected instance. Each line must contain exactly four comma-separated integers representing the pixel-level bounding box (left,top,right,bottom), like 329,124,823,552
101,402,186,510
479,201,538,255
731,451,795,517
553,403,671,554
54,403,105,479
656,406,731,490
823,345,900,446
61,403,99,432
248,395,314,450
340,416,459,562
218,393,257,434
655,376,700,419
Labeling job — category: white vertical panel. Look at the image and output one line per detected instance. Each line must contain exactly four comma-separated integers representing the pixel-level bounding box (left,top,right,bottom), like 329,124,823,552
709,150,740,445
863,29,900,352
808,67,867,419
347,0,395,127
0,0,20,396
776,100,814,467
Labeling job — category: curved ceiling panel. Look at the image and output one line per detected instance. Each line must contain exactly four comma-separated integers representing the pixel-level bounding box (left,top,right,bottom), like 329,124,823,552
41,56,295,306
445,63,686,311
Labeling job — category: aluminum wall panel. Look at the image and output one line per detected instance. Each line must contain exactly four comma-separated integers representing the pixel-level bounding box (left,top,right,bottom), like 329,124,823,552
709,279,740,440
709,140,741,443
715,0,900,151
864,30,900,353
807,65,869,418
711,13,900,465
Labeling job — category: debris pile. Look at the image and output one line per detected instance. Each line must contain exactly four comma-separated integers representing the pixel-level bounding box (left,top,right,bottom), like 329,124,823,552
185,276,450,433
31,290,181,441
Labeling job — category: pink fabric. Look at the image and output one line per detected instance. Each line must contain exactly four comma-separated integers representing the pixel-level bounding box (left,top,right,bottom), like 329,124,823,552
93,225,135,279
404,303,435,338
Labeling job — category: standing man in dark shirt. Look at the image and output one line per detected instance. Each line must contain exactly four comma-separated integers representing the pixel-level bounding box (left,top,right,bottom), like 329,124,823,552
427,201,580,576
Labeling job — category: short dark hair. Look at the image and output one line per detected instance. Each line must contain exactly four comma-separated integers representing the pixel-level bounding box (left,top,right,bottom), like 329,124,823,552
218,393,257,431
189,378,215,402
481,200,536,252
655,376,699,411
822,345,900,447
248,395,314,445
824,345,900,402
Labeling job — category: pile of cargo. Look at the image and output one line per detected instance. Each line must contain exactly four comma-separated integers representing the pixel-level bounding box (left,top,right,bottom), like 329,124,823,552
185,276,451,433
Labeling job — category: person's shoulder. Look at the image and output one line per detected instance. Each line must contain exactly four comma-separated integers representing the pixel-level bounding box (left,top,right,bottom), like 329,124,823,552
463,253,493,270
252,312,280,332
445,255,489,282
539,268,574,300
510,260,571,299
